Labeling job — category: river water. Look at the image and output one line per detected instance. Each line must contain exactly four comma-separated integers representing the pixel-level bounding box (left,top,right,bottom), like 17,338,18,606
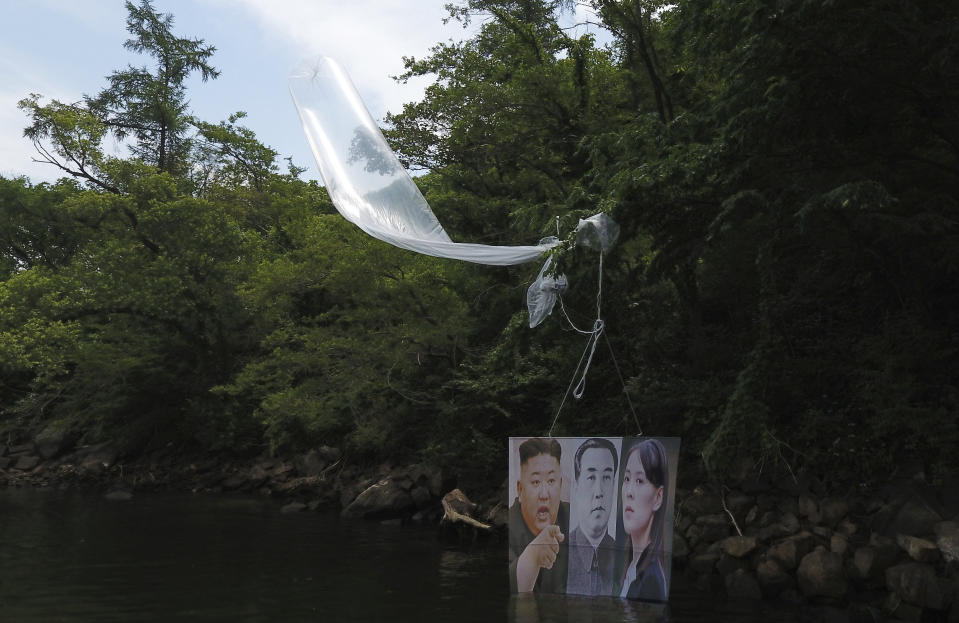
0,488,804,622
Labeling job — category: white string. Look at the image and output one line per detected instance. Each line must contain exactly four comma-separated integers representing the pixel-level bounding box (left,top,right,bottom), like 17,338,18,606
572,319,604,399
547,249,644,436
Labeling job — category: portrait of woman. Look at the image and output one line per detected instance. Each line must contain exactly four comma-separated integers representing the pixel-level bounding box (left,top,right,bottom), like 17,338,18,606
615,438,669,601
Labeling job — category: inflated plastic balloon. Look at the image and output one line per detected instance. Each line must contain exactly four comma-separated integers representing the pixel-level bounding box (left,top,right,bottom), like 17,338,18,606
289,56,558,266
575,212,620,252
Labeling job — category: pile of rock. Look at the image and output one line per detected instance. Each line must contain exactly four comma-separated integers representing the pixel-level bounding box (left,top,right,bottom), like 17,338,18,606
672,480,959,621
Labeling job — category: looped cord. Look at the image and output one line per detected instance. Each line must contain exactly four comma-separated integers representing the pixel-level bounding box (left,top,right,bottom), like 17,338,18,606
572,319,604,399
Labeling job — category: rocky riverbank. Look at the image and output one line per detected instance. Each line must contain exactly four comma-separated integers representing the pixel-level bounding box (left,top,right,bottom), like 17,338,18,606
2,437,957,621
669,476,959,622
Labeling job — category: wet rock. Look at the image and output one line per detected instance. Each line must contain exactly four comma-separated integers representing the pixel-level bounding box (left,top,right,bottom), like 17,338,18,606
7,443,34,455
725,491,754,518
684,488,722,516
220,472,248,490
885,562,948,610
756,558,792,595
852,542,900,581
104,488,133,501
720,535,758,558
268,462,293,480
744,506,759,526
767,532,815,570
896,534,939,563
935,521,959,564
820,498,849,528
830,534,849,557
799,495,821,524
280,502,307,514
0,457,12,470
76,443,119,470
410,485,432,510
813,525,833,540
342,478,415,520
689,551,720,574
13,455,40,471
696,513,732,543
884,593,922,622
34,422,77,460
881,494,943,537
293,448,329,476
725,569,762,600
836,518,859,537
248,464,270,486
797,547,848,599
672,533,689,560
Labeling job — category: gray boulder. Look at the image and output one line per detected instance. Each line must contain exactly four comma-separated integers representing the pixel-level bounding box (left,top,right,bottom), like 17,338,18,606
799,495,821,523
293,449,328,477
885,562,949,610
881,494,943,537
756,558,792,595
410,485,432,510
720,535,758,558
852,540,901,581
896,534,940,563
935,521,959,564
683,488,722,515
797,547,848,599
830,534,849,557
76,443,119,471
280,502,307,514
34,422,77,460
13,455,40,471
696,513,732,543
820,498,849,528
767,531,815,570
341,478,415,520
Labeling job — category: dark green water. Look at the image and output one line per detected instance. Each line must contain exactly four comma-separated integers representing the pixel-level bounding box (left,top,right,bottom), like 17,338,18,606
0,488,803,622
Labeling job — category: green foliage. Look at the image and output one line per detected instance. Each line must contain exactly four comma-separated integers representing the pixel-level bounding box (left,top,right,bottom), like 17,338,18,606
3,0,957,491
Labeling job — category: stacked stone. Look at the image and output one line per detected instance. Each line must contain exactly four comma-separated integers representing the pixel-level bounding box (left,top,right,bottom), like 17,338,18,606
672,481,959,622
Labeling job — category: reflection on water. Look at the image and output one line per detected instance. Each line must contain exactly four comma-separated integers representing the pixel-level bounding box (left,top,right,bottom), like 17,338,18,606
510,593,669,623
0,488,803,622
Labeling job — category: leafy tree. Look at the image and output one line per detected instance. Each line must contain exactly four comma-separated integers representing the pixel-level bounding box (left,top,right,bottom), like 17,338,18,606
19,0,219,189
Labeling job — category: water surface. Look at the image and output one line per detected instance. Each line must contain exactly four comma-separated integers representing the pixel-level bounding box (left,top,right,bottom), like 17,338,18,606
0,488,802,622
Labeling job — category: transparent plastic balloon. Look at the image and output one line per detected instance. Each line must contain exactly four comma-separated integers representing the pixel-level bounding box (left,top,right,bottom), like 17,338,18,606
289,56,557,265
527,256,568,328
575,212,620,252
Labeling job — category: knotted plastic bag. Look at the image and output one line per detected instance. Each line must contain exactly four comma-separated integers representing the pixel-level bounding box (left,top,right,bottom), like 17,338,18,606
527,256,568,328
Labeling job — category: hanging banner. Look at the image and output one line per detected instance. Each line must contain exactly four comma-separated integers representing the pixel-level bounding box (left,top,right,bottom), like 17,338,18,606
507,437,680,601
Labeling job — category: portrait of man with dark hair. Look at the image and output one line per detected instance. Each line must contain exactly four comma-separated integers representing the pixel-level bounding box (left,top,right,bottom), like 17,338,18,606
508,437,569,593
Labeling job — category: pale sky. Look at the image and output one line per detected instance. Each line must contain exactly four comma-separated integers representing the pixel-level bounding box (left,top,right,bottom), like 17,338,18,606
0,0,607,185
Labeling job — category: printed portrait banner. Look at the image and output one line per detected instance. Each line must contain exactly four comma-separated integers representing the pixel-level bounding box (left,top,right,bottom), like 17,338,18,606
507,437,680,601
